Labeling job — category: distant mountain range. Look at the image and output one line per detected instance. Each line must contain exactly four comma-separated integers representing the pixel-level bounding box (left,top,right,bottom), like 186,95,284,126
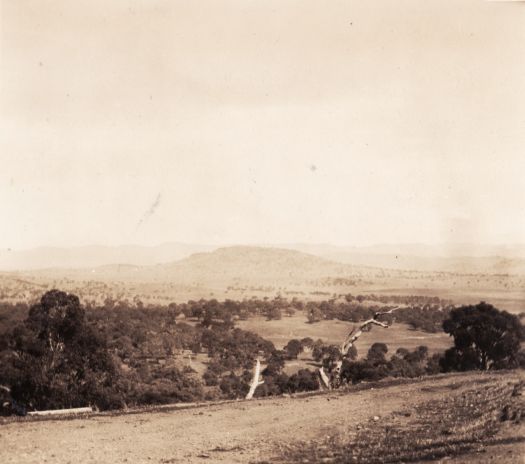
2,242,525,276
0,243,214,271
288,243,525,275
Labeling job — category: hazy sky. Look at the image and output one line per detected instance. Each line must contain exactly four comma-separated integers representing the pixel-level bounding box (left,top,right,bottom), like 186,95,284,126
1,0,524,250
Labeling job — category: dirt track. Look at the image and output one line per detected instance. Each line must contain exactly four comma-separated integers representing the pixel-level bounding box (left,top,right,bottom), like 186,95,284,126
1,372,523,464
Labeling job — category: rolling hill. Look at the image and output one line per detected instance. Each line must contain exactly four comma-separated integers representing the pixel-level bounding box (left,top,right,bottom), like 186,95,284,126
39,246,366,285
3,242,525,276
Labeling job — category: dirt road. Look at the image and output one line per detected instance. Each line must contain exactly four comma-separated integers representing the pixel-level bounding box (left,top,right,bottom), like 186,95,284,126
1,372,523,464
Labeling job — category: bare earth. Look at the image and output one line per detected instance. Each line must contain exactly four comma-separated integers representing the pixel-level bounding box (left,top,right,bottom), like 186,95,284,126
1,372,523,464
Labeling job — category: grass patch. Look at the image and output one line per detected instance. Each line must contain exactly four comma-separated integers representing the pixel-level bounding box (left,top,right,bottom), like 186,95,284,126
237,314,451,355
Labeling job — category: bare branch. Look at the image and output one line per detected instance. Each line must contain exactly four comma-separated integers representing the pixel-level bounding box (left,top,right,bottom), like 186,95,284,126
369,319,389,328
320,306,400,389
340,318,389,355
373,306,400,318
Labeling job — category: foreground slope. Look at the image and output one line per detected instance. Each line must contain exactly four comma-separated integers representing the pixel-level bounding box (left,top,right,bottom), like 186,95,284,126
1,371,523,464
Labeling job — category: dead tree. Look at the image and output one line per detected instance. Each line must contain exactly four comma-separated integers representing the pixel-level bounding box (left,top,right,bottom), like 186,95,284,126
319,306,399,389
245,358,264,400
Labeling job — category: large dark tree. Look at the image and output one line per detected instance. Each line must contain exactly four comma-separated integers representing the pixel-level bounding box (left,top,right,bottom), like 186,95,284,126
441,302,524,371
284,339,303,360
367,342,388,363
286,369,319,393
3,290,121,411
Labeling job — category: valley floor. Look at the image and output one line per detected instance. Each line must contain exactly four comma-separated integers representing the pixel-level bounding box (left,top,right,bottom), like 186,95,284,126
1,371,523,464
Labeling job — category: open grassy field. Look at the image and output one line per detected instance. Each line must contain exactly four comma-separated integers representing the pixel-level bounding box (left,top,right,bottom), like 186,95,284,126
237,313,452,355
366,286,525,315
173,315,453,378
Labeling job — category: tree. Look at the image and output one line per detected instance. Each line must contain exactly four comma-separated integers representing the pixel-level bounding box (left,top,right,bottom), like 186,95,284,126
284,339,303,359
367,342,388,363
5,290,121,411
266,306,282,321
284,306,296,317
263,350,286,376
312,343,351,375
319,307,399,389
441,302,524,371
220,371,250,398
300,337,315,353
168,302,182,318
306,302,323,323
286,369,319,393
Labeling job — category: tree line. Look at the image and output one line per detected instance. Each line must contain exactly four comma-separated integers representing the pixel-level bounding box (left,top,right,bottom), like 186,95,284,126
0,290,523,415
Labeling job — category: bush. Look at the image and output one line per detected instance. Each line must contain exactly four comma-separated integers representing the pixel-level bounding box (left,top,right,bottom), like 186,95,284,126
286,369,319,393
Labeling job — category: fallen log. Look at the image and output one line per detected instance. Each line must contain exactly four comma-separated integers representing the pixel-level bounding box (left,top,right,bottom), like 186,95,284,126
27,406,93,416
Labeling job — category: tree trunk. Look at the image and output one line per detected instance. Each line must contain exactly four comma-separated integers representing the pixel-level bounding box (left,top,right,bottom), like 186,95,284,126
320,307,399,389
245,359,264,400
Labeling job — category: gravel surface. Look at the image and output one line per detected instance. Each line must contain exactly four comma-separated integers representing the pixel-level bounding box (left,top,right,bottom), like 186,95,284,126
0,372,523,464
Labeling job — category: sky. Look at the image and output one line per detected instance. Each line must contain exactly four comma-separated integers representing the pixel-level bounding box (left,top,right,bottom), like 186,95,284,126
1,0,525,250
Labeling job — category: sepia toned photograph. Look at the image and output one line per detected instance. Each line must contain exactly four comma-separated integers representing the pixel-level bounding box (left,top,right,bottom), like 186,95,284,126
1,1,524,462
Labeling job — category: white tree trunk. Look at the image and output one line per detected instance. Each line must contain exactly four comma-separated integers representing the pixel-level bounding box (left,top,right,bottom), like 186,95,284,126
318,366,331,389
245,359,264,400
320,306,399,389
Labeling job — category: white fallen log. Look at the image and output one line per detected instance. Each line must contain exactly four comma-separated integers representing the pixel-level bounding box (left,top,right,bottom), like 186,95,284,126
27,406,93,416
